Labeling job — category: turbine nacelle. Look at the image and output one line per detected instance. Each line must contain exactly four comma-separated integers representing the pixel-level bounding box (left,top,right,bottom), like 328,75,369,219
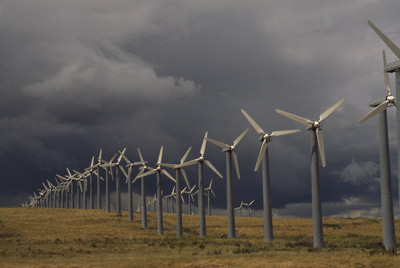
387,95,395,104
307,121,321,130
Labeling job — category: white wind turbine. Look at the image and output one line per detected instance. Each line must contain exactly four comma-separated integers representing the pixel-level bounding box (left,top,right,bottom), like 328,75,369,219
206,128,248,238
159,146,192,238
180,132,223,238
242,200,255,217
134,146,175,235
102,148,127,217
234,201,243,217
276,97,346,248
183,185,196,215
359,48,397,251
130,148,153,228
241,108,300,242
204,179,216,216
100,152,118,213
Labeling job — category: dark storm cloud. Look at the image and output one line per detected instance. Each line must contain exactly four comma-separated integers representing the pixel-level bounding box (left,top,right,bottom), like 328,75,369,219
1,0,400,217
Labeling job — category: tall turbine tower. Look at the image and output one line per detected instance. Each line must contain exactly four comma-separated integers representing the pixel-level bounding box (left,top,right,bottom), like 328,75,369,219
180,132,223,238
135,146,175,235
206,128,248,238
159,147,192,238
101,152,117,213
368,21,400,212
276,98,346,248
359,50,397,251
241,109,300,242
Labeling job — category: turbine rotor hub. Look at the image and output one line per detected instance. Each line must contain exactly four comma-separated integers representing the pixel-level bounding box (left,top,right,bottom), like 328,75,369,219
313,121,320,129
261,133,270,142
199,156,204,162
387,95,395,103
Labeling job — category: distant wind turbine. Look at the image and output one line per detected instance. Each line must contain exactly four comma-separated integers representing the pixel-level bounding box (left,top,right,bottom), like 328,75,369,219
180,132,223,238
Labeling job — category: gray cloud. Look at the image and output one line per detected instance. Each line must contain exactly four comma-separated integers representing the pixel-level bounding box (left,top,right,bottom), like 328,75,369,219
1,0,400,218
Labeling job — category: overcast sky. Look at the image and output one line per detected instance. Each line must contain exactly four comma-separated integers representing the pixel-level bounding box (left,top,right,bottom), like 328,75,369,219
2,0,400,218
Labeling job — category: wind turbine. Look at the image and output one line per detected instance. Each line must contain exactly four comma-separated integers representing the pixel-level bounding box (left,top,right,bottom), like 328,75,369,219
359,50,397,251
87,149,104,209
242,200,255,217
120,152,142,223
100,152,118,213
159,146,192,238
130,148,153,228
135,146,175,235
234,201,243,217
85,157,96,209
180,132,223,238
241,108,300,242
206,128,248,238
108,148,127,217
204,179,216,216
276,97,346,248
183,185,196,215
163,186,176,213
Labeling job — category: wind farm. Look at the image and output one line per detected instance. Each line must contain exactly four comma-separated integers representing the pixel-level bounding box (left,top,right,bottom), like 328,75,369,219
3,1,400,266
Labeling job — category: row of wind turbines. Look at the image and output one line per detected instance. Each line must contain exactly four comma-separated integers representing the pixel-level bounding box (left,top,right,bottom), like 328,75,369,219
23,21,400,251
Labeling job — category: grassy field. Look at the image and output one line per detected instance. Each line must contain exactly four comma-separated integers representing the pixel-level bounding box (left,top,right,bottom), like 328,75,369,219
1,207,400,267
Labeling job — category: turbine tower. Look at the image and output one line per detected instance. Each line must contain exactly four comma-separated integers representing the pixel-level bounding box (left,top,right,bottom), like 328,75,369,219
180,132,223,238
359,50,397,251
368,21,400,213
183,185,196,215
101,152,117,213
135,146,175,235
242,200,255,217
206,128,248,238
241,108,300,242
276,98,346,248
159,146,192,238
204,179,216,216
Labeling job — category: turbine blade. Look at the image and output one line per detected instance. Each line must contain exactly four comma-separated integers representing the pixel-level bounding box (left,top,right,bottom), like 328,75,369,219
156,146,163,165
136,169,157,179
204,160,223,179
383,50,392,95
98,148,103,161
210,189,216,197
232,151,241,179
319,98,346,122
255,139,268,172
241,109,265,135
270,129,301,137
180,146,192,164
110,153,118,163
66,167,72,177
90,156,94,168
137,148,145,163
122,154,131,164
233,128,249,147
78,181,83,192
132,169,144,184
119,165,128,179
161,169,176,183
359,100,389,124
209,179,213,189
117,148,127,164
159,163,176,169
206,138,230,149
181,169,191,189
368,20,400,59
276,109,312,126
249,200,255,206
316,128,326,168
200,132,208,156
180,159,199,168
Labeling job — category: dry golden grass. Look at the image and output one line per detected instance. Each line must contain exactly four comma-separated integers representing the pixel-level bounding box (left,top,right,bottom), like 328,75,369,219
1,207,400,267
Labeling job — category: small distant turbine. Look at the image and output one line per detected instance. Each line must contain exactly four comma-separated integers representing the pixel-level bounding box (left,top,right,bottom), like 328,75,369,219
242,200,255,217
180,132,223,238
276,98,346,248
204,179,216,216
241,108,300,242
183,185,196,215
234,201,243,217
